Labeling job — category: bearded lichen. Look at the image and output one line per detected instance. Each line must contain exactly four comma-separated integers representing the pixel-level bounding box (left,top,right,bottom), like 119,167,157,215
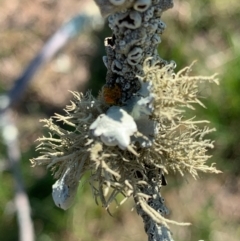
31,63,220,215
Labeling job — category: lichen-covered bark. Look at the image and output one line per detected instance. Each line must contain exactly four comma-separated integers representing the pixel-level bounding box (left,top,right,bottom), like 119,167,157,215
100,0,173,104
134,168,175,241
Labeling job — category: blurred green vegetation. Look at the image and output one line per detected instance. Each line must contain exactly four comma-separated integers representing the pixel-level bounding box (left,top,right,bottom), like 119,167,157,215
0,0,240,241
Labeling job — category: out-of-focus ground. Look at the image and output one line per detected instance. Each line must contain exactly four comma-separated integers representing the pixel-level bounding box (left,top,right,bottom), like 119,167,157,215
0,0,240,240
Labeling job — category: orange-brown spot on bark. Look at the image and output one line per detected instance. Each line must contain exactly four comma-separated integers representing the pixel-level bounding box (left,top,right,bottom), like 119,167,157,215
103,84,122,104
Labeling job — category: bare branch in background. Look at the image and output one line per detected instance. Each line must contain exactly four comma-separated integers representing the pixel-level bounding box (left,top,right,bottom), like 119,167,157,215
0,13,103,114
1,111,35,241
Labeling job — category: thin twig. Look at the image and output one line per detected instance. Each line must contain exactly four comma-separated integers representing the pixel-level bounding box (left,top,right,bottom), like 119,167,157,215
1,111,35,241
0,13,102,114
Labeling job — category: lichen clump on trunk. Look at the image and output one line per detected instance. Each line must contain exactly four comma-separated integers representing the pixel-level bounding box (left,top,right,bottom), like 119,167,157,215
31,63,220,214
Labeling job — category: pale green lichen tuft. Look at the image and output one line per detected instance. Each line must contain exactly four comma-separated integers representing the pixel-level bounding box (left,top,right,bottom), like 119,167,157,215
142,60,220,178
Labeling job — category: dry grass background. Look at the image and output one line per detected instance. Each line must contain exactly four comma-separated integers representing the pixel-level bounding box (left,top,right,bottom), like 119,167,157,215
0,0,240,241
